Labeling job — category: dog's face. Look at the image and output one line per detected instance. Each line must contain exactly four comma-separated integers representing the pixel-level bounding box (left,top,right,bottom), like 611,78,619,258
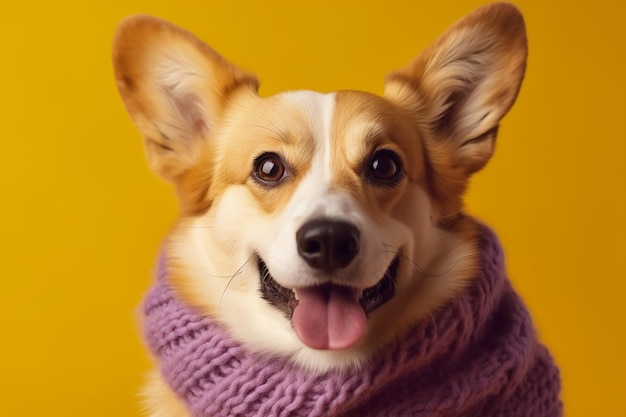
114,3,526,371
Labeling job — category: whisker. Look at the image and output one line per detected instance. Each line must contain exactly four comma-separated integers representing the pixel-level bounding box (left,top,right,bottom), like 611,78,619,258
435,208,463,220
431,208,465,228
219,253,256,311
174,266,242,280
197,270,238,279
428,311,439,336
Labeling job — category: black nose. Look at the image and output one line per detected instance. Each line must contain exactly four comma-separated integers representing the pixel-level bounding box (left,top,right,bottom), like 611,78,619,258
296,219,360,272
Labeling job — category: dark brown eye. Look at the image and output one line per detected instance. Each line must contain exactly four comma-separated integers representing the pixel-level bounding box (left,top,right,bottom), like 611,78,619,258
367,150,403,185
254,153,287,184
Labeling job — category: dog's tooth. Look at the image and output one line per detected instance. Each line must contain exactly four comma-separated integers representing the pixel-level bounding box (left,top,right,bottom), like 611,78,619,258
294,290,299,301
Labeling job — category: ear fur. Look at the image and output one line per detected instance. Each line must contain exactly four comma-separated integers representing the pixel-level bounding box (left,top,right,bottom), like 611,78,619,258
385,3,527,209
112,15,259,181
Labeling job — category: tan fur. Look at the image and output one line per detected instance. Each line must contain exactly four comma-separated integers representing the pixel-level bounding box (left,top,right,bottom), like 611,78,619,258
385,2,526,218
113,3,527,416
112,15,259,182
141,371,192,417
330,91,426,211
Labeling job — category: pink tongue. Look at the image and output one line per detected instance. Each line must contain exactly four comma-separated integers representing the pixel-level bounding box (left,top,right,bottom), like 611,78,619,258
292,285,367,350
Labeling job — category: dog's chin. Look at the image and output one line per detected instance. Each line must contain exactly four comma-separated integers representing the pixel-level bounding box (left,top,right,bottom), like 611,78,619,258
258,255,400,350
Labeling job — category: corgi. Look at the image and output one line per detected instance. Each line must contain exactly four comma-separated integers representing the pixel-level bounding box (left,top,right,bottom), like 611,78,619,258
113,3,560,416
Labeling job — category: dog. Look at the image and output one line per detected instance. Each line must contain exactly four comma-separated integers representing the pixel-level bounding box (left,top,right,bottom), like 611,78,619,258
113,3,561,416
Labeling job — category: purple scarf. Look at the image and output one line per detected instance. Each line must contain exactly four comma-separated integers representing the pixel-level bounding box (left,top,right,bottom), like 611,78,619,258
143,226,562,416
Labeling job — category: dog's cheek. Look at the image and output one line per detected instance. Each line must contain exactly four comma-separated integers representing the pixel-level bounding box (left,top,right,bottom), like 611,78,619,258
209,187,275,254
390,183,440,260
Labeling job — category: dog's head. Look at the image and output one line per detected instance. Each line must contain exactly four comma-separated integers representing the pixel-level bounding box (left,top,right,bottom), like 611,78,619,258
113,3,526,371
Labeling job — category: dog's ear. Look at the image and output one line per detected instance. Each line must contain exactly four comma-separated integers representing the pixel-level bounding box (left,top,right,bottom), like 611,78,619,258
113,16,259,182
385,3,526,200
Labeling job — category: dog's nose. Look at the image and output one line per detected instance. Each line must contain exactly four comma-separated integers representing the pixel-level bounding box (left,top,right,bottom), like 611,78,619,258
296,220,360,272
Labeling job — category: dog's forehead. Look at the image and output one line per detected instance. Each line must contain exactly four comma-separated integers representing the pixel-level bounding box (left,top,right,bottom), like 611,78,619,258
270,90,396,140
270,91,395,183
264,90,407,162
269,90,334,150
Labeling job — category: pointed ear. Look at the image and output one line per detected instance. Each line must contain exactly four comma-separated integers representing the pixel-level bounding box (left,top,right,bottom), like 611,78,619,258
113,15,259,181
385,3,527,193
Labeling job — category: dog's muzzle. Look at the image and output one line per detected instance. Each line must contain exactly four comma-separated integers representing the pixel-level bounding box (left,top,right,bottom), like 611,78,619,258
259,219,400,350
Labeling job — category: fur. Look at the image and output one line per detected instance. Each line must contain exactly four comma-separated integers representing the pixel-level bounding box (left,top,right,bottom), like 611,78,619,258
113,3,527,416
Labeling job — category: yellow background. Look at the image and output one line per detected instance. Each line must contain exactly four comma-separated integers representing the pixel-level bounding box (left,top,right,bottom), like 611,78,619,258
1,0,624,415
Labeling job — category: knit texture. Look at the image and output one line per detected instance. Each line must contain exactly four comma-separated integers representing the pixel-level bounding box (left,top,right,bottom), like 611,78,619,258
143,226,562,416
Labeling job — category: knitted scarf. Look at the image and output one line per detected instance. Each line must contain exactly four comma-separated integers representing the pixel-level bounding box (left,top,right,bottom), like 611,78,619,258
143,226,562,417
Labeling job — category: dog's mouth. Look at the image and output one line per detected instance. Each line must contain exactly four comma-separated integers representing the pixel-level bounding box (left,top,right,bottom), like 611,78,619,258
259,255,400,350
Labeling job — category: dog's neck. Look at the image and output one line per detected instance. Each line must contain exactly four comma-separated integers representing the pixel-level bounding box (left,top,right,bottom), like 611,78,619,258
143,226,562,417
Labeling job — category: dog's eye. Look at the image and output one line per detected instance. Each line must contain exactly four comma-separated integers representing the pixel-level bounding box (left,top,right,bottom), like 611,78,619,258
367,150,403,185
254,153,287,184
